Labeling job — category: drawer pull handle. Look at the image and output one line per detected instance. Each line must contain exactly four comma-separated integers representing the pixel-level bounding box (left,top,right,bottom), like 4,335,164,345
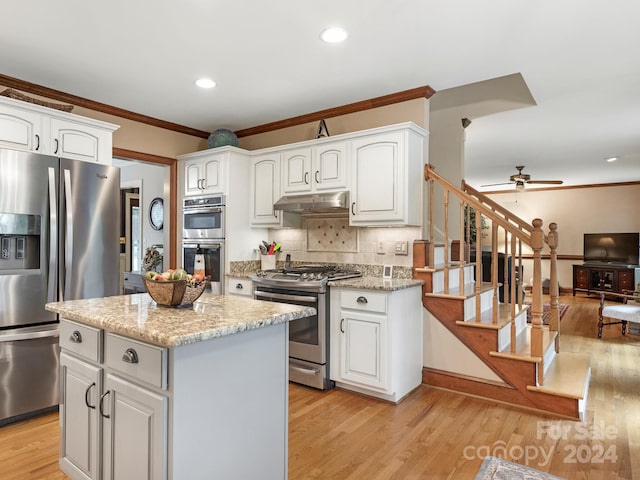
99,391,111,419
315,170,320,184
236,283,243,289
304,171,309,184
35,134,40,151
351,202,356,216
122,348,139,364
70,331,82,343
85,382,96,410
356,296,368,304
340,318,345,333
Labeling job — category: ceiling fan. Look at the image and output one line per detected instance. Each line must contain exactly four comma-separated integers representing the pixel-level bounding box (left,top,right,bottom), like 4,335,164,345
481,165,564,191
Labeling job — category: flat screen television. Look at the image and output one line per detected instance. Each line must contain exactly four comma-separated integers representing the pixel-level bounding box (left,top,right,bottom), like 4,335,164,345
583,232,640,265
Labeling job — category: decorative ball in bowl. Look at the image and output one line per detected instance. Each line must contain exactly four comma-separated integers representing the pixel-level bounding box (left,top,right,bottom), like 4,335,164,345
143,270,209,308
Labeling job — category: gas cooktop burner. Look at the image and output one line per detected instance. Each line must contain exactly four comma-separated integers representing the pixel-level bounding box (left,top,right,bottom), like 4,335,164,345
254,264,362,283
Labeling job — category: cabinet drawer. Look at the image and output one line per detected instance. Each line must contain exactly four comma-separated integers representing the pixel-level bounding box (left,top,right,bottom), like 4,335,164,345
60,319,102,363
619,270,634,290
226,277,252,296
341,290,387,313
105,333,168,389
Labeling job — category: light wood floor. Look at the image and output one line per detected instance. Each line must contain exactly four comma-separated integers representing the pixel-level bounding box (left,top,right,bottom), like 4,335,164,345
1,295,638,479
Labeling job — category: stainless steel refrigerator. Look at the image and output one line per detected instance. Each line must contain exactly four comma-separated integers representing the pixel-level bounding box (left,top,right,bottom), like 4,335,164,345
0,148,120,426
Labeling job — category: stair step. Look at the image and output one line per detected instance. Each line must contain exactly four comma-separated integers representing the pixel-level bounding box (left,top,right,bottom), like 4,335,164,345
426,281,495,300
489,325,556,363
527,353,591,400
456,303,528,330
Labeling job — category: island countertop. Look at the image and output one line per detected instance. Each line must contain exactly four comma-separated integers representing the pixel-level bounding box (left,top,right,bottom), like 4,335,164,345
46,293,315,348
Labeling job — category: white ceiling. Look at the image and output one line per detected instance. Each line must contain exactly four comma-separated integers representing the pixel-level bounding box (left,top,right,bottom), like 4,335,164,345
2,0,639,190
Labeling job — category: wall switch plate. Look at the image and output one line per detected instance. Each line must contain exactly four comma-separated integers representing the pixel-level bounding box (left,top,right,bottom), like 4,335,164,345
377,241,385,255
395,241,408,255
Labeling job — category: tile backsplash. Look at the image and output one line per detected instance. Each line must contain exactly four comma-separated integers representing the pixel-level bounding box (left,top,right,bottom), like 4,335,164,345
267,216,423,268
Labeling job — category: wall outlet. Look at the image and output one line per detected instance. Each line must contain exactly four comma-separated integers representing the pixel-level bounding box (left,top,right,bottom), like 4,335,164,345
377,241,385,255
395,241,408,255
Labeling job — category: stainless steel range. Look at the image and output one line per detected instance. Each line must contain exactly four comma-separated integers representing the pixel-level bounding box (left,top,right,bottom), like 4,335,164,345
252,265,361,390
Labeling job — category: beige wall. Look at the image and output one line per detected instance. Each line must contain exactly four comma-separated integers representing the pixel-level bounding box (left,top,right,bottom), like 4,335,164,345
488,184,640,289
238,98,429,150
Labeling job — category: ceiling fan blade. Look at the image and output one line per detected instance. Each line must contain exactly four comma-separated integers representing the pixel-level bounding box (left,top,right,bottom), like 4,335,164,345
526,180,564,185
480,181,514,187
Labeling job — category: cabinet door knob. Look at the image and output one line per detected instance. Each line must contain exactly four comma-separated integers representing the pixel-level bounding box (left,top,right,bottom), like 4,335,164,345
122,348,139,364
54,138,59,154
99,391,111,419
356,296,368,304
340,318,345,333
70,331,82,343
84,382,96,410
304,172,309,185
35,134,40,151
236,283,243,290
315,170,320,184
351,202,356,215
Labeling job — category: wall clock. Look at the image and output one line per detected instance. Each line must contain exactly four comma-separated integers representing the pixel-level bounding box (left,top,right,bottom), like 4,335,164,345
149,197,164,230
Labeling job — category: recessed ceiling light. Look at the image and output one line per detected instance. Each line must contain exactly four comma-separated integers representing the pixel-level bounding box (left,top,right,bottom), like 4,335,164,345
195,78,216,89
604,156,619,163
320,26,348,44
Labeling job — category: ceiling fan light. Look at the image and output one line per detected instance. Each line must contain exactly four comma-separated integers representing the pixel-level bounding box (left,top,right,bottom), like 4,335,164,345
195,78,216,89
515,181,525,192
320,26,348,43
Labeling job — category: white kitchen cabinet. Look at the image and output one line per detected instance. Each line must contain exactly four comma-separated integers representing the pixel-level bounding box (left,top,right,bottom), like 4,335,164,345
59,352,102,480
59,321,168,480
0,103,44,152
50,118,112,164
350,125,425,226
281,143,348,195
250,153,282,226
102,373,167,480
0,96,118,163
226,276,253,296
59,314,289,480
183,153,225,196
330,286,423,403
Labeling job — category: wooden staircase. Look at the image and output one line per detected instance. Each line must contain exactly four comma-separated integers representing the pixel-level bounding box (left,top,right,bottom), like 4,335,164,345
415,166,590,420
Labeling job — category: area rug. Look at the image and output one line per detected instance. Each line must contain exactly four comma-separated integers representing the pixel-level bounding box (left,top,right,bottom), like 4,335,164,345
475,456,566,480
524,302,569,325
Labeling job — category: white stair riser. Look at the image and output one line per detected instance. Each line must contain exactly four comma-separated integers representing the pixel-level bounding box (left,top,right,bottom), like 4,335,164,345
496,311,528,351
432,265,475,292
462,289,495,320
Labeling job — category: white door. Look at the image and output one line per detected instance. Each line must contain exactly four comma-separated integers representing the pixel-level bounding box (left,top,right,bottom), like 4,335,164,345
102,373,167,480
250,155,281,226
184,159,203,195
50,118,110,163
281,148,311,194
201,156,224,193
351,133,404,224
340,311,387,390
59,353,102,480
312,142,348,191
0,105,43,152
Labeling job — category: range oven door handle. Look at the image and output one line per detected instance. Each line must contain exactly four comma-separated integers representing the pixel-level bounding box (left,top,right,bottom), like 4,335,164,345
254,290,317,304
291,365,320,376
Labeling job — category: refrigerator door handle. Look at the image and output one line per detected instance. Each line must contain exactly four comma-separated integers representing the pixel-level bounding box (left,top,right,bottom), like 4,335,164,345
48,167,58,304
63,169,73,300
0,325,60,343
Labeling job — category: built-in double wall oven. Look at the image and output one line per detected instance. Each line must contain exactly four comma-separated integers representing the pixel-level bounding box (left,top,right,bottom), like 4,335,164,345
182,195,225,294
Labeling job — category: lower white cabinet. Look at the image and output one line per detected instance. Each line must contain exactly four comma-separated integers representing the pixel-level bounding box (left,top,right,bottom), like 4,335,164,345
330,286,423,403
102,373,167,480
225,276,253,296
59,317,289,479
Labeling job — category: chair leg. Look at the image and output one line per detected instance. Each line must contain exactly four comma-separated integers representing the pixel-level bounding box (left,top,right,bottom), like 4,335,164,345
598,315,603,338
622,320,627,335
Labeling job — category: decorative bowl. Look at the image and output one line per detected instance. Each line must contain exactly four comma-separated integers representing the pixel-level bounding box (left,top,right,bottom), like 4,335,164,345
143,277,209,307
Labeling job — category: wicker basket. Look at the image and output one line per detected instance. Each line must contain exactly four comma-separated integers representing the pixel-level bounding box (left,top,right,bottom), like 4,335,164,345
143,277,208,307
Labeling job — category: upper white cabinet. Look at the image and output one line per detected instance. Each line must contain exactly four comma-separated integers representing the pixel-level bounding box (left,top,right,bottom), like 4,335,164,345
0,103,44,152
250,153,282,226
50,118,112,164
0,96,118,164
350,126,425,226
183,153,225,196
281,142,348,195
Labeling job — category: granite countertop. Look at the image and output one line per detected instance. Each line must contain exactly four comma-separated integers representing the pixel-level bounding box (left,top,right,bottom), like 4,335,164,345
328,276,424,291
46,293,315,348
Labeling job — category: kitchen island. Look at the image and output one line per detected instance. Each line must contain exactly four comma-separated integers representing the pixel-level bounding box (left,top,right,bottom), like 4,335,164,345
46,293,315,480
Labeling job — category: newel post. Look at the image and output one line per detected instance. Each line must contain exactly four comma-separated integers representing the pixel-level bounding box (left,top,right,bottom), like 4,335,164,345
547,223,560,352
531,218,544,385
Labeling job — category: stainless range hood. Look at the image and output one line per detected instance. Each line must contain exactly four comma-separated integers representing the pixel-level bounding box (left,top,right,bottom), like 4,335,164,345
273,191,349,214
